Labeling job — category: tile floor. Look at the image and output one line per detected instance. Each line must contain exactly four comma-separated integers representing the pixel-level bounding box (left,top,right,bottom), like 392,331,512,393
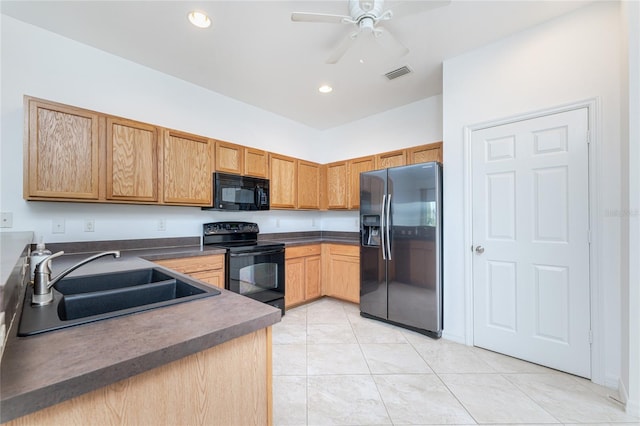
272,297,639,426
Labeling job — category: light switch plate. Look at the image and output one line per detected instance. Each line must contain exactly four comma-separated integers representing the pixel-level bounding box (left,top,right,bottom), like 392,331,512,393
0,212,12,228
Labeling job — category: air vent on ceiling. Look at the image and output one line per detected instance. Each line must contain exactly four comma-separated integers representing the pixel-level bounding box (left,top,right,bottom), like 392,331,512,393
384,66,412,80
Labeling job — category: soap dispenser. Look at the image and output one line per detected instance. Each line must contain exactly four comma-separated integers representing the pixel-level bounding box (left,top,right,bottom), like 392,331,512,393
30,239,52,282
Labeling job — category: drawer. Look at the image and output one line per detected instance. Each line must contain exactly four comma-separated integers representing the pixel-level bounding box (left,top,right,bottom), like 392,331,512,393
285,244,321,259
155,254,224,274
326,244,359,257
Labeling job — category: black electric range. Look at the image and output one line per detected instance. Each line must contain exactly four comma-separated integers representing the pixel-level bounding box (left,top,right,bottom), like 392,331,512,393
203,222,285,314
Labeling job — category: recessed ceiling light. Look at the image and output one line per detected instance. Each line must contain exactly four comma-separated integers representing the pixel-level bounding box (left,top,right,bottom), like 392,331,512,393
318,85,333,94
188,11,211,28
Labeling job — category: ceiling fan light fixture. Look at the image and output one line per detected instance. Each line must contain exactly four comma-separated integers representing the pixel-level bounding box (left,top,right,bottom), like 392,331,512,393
318,84,333,94
188,11,211,28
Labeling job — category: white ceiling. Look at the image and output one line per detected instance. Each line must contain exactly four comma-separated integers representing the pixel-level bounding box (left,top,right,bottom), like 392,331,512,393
1,0,594,130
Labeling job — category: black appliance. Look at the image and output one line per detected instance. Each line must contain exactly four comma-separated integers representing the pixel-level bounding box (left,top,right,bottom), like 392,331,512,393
203,172,270,211
360,162,443,338
203,221,285,314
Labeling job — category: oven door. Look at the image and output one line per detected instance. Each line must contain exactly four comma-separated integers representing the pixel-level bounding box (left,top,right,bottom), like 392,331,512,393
227,247,284,303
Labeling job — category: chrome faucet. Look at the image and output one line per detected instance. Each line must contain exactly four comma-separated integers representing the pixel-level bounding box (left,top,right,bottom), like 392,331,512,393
32,250,121,306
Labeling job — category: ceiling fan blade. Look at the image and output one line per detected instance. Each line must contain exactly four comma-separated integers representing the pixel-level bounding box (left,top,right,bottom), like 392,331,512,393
291,12,353,24
326,30,361,64
385,0,450,20
373,27,409,59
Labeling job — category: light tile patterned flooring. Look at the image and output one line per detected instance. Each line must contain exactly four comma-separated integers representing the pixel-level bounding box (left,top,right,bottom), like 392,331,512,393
272,297,639,426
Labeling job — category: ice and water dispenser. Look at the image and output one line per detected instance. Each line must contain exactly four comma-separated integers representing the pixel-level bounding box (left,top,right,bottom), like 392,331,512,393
361,214,381,247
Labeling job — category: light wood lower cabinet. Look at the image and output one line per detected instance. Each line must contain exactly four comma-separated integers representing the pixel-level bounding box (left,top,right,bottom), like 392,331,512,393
322,244,360,304
5,329,272,426
154,254,225,289
285,245,321,308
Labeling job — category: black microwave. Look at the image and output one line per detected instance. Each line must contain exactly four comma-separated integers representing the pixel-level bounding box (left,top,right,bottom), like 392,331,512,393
203,172,270,211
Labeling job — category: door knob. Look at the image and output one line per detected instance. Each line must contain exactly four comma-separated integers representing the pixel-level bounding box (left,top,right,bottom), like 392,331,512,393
475,246,485,254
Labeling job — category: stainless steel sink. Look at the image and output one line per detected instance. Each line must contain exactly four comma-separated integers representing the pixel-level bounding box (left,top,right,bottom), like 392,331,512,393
18,268,220,336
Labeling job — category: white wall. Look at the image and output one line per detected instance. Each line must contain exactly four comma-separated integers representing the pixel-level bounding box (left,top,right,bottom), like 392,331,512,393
0,15,441,242
319,94,443,164
442,0,624,389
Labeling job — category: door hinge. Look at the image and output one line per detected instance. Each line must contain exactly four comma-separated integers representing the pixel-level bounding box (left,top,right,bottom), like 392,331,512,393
586,130,591,145
588,230,592,244
589,330,593,344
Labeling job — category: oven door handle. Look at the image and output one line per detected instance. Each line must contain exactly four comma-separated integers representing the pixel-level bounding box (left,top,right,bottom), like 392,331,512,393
229,248,284,257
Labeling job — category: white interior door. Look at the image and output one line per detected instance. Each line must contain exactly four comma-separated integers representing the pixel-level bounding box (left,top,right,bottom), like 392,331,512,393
471,108,591,378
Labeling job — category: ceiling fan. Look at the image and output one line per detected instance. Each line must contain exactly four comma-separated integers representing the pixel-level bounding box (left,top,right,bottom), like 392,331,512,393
291,0,448,64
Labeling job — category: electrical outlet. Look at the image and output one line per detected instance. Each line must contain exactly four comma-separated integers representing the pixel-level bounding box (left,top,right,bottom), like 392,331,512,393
157,219,166,231
52,219,65,234
0,212,13,228
84,220,95,232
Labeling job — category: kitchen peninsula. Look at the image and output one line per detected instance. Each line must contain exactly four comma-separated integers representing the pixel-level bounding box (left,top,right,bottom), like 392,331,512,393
0,234,281,425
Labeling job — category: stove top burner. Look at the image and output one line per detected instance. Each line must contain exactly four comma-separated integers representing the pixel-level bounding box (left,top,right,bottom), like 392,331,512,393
202,221,284,251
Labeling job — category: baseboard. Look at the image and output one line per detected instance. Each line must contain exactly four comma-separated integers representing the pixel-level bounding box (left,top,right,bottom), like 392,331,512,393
619,378,640,417
442,331,466,344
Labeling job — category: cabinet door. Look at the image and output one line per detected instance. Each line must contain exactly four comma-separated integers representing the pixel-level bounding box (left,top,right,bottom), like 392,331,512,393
163,130,213,206
323,244,360,303
285,257,306,308
244,147,269,178
325,161,348,209
106,117,159,202
190,270,225,289
407,142,442,164
297,160,320,209
375,149,406,170
269,153,297,209
347,156,374,209
305,255,322,300
25,97,101,200
215,141,243,174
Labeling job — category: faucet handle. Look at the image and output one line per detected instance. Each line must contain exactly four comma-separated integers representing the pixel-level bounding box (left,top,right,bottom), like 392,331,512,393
35,251,65,274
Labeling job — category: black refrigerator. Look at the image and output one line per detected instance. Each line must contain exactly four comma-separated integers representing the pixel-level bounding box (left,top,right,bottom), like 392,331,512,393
359,162,443,338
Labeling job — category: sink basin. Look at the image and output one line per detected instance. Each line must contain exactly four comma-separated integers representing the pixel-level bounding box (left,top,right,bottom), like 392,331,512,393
18,267,220,336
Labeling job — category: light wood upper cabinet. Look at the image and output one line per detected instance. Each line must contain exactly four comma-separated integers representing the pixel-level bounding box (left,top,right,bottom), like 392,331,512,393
376,149,406,170
269,153,297,209
325,161,348,209
162,130,213,206
297,160,321,209
408,142,443,164
215,140,243,174
106,117,159,202
244,147,268,178
347,156,374,210
24,97,101,200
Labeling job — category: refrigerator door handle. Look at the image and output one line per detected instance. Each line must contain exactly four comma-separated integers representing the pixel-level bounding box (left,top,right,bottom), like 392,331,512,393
385,193,392,260
381,194,387,260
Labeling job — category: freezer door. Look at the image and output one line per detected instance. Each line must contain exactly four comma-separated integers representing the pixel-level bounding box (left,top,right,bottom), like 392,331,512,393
359,169,388,319
387,163,442,333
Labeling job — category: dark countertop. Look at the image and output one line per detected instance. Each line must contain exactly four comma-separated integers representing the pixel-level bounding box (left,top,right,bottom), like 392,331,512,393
0,249,280,423
0,231,358,422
